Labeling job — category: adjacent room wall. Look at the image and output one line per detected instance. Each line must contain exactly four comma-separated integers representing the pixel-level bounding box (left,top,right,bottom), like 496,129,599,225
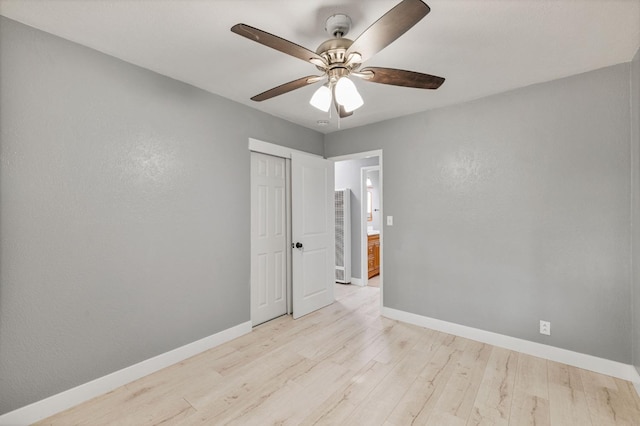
334,157,379,280
632,47,640,375
0,17,324,415
326,63,633,363
368,170,381,232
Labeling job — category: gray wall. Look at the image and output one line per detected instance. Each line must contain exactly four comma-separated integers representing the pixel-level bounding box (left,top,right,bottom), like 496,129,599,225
335,157,379,280
633,47,640,375
326,63,633,363
0,17,323,415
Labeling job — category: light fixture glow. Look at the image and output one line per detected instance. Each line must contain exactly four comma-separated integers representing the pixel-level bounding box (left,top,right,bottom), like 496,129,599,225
335,77,363,112
309,84,331,112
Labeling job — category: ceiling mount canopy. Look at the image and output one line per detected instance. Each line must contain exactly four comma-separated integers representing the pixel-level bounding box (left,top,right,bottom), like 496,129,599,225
231,0,445,119
325,13,352,38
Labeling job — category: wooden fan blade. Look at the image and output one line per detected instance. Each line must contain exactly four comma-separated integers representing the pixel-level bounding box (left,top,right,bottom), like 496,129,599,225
251,75,323,102
231,24,327,67
359,67,444,89
346,0,430,64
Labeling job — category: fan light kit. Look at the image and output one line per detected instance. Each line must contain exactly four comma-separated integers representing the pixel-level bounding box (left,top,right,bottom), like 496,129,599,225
231,0,445,119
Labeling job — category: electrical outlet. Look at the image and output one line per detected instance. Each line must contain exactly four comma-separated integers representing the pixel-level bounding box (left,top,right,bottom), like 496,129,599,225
540,320,551,336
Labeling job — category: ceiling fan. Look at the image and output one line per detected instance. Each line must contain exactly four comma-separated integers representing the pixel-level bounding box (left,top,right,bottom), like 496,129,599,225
231,0,445,118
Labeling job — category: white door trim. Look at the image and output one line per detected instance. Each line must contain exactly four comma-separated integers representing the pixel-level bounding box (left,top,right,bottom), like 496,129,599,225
285,159,292,315
249,138,323,159
329,150,382,162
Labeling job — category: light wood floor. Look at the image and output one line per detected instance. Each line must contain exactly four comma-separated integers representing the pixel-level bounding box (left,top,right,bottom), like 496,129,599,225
368,275,380,288
38,284,640,425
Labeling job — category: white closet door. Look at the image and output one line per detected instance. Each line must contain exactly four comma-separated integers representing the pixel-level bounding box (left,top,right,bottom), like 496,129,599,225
251,152,287,325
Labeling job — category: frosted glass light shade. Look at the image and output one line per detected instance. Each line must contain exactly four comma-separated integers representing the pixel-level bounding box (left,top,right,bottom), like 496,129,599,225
309,85,331,112
335,77,363,112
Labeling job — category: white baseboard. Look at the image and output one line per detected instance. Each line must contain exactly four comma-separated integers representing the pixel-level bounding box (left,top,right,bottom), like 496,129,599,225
350,277,363,286
0,321,252,426
381,307,640,385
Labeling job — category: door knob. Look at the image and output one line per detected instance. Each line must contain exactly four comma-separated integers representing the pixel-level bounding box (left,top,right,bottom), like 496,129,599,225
294,242,303,249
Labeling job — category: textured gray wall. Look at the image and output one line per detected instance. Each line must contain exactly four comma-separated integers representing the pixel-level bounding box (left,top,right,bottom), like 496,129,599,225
334,157,379,279
633,47,640,375
326,63,632,363
0,17,323,414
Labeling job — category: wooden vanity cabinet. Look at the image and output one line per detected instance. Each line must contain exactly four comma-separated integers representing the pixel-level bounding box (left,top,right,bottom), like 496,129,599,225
367,234,380,279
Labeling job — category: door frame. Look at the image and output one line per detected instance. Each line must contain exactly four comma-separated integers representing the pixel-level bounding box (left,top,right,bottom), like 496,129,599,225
248,138,325,324
328,150,383,309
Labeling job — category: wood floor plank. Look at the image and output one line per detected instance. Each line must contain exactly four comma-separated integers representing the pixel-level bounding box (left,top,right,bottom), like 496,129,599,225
547,361,592,426
509,354,550,426
300,359,395,425
425,340,493,425
36,284,640,426
385,334,468,425
294,314,372,360
467,347,519,426
581,369,640,425
372,320,428,365
340,329,458,425
342,348,436,425
224,359,353,425
323,321,394,372
509,395,550,426
179,347,314,423
613,377,640,415
36,383,197,426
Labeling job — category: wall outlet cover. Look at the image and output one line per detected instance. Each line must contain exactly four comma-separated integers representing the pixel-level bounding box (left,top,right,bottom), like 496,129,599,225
540,320,551,336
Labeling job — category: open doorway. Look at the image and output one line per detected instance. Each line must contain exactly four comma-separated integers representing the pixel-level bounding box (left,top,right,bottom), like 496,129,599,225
331,150,383,307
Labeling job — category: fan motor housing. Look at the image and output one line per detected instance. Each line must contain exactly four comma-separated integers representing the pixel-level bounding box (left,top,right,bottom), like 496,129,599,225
316,38,353,66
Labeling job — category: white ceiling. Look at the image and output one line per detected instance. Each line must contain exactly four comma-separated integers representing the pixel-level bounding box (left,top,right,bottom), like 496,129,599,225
1,0,639,133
